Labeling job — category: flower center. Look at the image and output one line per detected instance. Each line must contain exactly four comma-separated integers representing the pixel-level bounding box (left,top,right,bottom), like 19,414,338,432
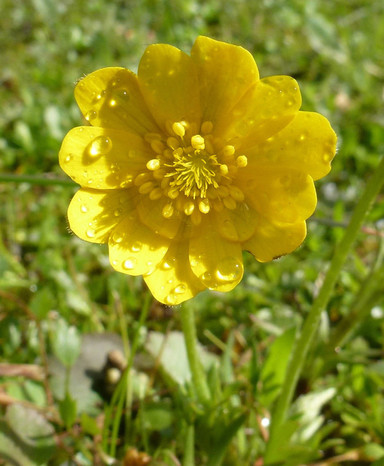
135,121,248,224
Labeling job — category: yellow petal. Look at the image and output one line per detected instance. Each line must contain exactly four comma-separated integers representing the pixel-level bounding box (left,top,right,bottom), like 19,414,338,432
59,126,152,188
67,188,134,243
75,67,159,135
243,217,307,262
189,218,244,292
137,196,182,239
215,201,258,242
191,36,259,127
243,171,317,223
144,239,205,305
219,76,301,143
245,112,337,180
138,44,201,130
109,211,170,276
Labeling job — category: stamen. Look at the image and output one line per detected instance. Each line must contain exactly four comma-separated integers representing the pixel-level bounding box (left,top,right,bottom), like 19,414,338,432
146,159,161,171
191,135,205,150
139,181,155,194
172,122,186,138
222,145,235,157
149,187,163,200
223,196,237,210
134,172,152,186
184,201,195,216
199,199,210,214
220,164,229,175
236,155,248,167
162,203,174,218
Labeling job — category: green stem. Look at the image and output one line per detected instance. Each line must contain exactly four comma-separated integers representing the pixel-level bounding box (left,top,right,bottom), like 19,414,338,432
265,156,384,459
182,423,195,466
0,173,75,186
180,303,211,405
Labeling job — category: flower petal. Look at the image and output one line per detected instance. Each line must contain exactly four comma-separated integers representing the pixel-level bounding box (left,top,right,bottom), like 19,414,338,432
144,240,205,305
215,201,258,242
245,112,337,180
138,44,201,130
243,171,317,223
67,188,134,243
109,211,170,276
243,217,307,262
189,218,244,292
75,67,159,135
219,76,301,143
191,36,259,127
137,196,182,239
59,126,152,189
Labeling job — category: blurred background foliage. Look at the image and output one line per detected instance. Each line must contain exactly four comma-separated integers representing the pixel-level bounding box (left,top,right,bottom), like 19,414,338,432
1,0,384,464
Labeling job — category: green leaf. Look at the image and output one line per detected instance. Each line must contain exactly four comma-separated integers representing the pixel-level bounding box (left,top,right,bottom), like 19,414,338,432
0,404,56,464
59,391,78,429
259,327,296,406
142,402,174,431
30,287,55,320
51,319,81,367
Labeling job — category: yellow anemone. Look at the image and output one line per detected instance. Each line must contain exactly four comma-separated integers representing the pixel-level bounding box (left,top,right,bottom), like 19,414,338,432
59,36,337,305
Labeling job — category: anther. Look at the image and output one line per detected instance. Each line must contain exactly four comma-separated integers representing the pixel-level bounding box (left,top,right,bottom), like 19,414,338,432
167,188,179,199
229,185,245,201
172,122,186,138
223,196,237,210
220,164,229,175
149,187,163,200
134,172,152,186
222,145,235,157
139,181,155,194
162,203,174,218
146,159,161,171
191,135,205,150
198,199,210,214
184,201,195,216
236,155,248,167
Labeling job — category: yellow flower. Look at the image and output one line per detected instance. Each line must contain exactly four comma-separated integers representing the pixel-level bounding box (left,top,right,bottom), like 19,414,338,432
59,36,336,305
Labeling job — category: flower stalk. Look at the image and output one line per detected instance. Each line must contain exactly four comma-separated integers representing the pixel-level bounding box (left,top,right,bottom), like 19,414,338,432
265,155,384,460
180,303,211,406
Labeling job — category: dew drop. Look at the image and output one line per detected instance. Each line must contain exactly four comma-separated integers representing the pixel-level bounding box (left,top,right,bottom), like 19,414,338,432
80,205,88,213
130,241,142,252
123,258,137,270
85,110,97,121
109,99,117,107
119,89,129,99
111,232,123,244
165,294,178,306
174,284,186,295
215,258,242,283
64,155,72,163
86,229,95,238
88,136,112,157
113,209,122,217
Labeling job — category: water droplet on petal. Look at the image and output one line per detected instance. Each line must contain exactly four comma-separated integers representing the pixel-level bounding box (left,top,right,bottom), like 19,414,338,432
173,284,186,295
165,294,178,305
215,258,242,283
130,241,142,252
64,155,72,163
85,110,97,121
111,231,123,243
113,209,122,217
88,136,112,157
123,258,137,270
86,229,95,238
80,205,88,213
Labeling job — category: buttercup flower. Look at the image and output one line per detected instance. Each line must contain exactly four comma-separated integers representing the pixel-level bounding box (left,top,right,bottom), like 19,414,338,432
59,36,336,305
